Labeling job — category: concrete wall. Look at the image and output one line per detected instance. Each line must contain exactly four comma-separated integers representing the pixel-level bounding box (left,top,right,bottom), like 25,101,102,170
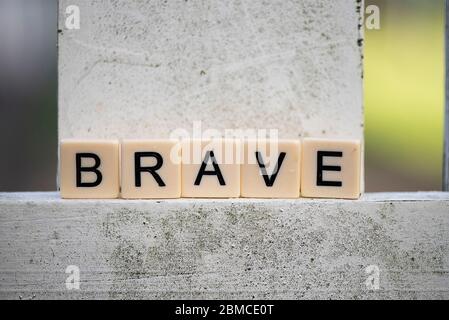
58,0,363,140
1,192,448,300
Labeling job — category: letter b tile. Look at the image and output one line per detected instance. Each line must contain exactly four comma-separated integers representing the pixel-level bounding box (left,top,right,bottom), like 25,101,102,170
301,138,361,199
60,140,120,199
121,140,181,199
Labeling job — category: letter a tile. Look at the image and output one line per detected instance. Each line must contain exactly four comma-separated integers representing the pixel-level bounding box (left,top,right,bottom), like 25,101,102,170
182,140,240,198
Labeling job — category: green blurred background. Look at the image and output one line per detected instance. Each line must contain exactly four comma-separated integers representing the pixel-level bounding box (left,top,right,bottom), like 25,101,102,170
365,0,444,191
0,0,445,192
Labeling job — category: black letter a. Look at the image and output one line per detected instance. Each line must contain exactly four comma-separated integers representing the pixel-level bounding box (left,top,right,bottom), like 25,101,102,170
194,151,226,186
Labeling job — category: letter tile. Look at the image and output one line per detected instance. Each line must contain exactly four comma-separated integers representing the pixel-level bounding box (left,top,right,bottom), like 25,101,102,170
60,140,120,199
241,140,301,198
301,138,361,199
182,139,240,198
121,140,181,199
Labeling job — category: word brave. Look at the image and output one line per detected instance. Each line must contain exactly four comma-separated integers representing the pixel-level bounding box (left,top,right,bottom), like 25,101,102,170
59,138,361,199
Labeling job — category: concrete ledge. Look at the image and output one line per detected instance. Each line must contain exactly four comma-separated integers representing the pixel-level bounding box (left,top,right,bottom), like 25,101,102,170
1,192,448,300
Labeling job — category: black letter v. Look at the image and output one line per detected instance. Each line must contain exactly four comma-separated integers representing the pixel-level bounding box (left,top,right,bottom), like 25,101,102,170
255,152,286,187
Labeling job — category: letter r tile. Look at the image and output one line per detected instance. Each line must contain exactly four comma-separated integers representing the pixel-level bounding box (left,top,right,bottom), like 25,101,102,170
60,140,120,199
301,138,361,199
121,140,181,199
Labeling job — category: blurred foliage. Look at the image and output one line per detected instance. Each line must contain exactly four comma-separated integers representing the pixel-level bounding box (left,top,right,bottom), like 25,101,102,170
365,0,444,190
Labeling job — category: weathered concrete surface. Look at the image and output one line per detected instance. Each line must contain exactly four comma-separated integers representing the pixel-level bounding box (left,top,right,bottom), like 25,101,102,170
1,192,448,300
58,0,363,140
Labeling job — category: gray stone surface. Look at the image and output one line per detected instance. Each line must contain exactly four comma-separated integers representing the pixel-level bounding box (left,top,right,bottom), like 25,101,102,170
1,192,448,300
58,0,363,140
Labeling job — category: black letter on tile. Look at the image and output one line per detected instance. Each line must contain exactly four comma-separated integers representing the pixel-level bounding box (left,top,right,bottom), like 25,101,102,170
76,153,103,187
135,152,166,187
256,152,287,187
195,151,226,186
317,151,343,187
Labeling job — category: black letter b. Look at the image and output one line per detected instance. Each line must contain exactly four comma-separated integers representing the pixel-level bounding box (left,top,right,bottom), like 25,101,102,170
76,153,103,187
